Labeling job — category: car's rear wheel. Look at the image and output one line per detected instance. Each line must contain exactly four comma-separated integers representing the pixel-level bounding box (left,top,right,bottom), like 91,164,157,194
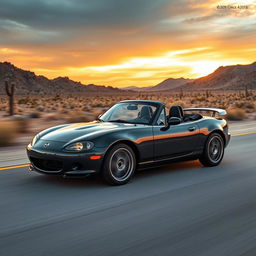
102,143,136,185
199,133,224,167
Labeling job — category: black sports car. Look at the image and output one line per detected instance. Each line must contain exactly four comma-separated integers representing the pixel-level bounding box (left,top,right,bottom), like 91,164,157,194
27,100,230,185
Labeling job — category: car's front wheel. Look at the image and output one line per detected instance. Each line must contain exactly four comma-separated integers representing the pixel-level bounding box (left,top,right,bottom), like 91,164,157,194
199,133,224,167
102,143,136,185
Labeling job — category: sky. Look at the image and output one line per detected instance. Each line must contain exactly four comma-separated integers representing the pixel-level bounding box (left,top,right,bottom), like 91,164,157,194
0,0,255,87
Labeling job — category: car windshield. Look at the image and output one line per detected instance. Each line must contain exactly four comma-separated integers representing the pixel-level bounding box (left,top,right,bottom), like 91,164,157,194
100,102,157,125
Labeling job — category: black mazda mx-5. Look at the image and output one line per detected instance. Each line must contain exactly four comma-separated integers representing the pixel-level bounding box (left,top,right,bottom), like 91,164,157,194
27,100,230,185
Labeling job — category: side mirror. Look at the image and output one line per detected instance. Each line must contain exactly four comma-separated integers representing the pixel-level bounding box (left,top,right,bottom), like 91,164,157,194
168,117,181,125
161,117,181,131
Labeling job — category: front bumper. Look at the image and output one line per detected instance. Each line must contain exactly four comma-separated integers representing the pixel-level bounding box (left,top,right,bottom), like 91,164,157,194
26,146,104,177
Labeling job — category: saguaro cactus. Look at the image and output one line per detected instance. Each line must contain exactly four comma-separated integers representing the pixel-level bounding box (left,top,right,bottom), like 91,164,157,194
245,83,249,99
5,80,15,116
179,88,183,99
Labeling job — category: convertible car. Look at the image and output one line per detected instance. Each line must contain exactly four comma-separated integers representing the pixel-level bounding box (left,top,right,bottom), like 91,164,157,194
27,100,230,185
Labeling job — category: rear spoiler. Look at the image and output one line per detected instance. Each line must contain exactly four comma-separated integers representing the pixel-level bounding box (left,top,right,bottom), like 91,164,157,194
183,108,227,117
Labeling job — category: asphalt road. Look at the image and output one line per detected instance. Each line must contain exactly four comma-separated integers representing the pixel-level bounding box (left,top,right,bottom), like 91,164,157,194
0,134,256,256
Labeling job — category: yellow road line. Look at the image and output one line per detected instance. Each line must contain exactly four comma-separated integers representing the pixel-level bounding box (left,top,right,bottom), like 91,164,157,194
0,164,29,171
0,131,255,171
232,131,256,136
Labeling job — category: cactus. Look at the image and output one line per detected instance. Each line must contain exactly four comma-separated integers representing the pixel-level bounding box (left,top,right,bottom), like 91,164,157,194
179,89,183,99
5,80,15,116
245,83,249,99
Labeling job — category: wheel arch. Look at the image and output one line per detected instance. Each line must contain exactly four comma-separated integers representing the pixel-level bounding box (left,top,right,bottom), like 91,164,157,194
101,140,140,171
208,129,226,146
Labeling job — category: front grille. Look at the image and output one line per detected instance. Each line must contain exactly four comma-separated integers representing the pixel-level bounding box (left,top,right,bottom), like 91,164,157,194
30,157,63,172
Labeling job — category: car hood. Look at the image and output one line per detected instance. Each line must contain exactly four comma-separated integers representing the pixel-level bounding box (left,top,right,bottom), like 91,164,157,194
40,121,138,143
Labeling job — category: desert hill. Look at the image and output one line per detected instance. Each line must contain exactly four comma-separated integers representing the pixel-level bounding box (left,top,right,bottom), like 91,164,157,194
122,78,193,91
0,62,122,96
182,62,256,90
123,62,256,91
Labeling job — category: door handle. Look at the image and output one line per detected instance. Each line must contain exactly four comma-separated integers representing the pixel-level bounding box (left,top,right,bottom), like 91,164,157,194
188,126,196,132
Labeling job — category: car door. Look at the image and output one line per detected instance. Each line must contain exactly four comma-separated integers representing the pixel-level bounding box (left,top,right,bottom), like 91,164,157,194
153,108,199,160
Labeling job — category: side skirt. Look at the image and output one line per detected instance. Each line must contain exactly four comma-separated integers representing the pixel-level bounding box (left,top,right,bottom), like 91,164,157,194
137,151,202,170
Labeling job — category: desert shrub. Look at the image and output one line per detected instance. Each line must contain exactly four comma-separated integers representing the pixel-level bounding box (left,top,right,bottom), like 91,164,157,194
44,113,62,121
0,121,17,146
60,109,69,114
91,103,106,108
36,106,45,112
196,96,206,102
171,101,186,108
0,105,6,111
9,115,30,133
244,102,255,111
226,108,247,121
66,111,93,123
18,98,30,104
29,112,41,118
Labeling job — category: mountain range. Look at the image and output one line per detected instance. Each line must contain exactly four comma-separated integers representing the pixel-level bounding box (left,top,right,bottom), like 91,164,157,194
123,62,256,91
123,78,193,91
181,62,256,90
0,61,255,95
0,62,122,96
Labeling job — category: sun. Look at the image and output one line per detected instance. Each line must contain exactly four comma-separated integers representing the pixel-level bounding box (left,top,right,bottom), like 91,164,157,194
190,61,223,77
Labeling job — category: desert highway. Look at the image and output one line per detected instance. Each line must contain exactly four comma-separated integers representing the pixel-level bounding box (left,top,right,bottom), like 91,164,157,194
0,133,256,256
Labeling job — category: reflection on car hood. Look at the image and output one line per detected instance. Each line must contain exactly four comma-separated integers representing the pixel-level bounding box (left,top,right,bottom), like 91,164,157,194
40,121,139,143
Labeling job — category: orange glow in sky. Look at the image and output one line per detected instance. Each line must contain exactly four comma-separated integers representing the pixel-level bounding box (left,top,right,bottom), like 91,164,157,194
0,0,255,87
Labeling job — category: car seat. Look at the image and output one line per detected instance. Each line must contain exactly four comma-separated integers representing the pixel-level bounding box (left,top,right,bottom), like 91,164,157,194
138,106,152,122
169,105,184,120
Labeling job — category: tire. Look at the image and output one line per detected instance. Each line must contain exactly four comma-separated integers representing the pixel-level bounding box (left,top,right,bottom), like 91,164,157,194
199,133,224,167
102,143,136,185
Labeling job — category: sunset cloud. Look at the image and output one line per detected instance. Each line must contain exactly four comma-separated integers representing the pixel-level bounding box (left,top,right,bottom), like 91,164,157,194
0,0,255,87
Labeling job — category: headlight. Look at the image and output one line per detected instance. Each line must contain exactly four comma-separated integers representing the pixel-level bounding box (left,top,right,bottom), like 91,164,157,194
64,141,94,152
